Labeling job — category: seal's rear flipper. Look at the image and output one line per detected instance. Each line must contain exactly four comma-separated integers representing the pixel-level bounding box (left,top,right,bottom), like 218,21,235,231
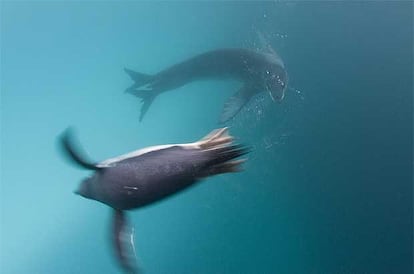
124,68,153,87
58,128,101,170
124,68,154,96
126,90,158,122
219,85,254,123
113,210,140,274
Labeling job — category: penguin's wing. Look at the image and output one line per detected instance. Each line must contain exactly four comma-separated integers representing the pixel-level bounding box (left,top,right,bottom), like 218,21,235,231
113,210,140,274
58,127,101,170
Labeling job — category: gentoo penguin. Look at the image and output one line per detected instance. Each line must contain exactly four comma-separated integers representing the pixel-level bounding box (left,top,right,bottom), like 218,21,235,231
59,128,249,273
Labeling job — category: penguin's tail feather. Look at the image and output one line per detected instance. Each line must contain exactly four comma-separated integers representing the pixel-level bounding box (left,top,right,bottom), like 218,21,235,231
196,128,250,176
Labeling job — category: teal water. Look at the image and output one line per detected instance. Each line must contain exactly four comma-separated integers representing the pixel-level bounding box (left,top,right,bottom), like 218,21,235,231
1,2,412,274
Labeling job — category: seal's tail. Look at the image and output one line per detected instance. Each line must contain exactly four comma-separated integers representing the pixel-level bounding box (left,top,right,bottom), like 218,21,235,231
124,68,158,122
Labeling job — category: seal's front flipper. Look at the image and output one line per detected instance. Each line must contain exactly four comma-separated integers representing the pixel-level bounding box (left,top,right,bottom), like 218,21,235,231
256,31,285,68
58,128,101,170
112,210,140,274
219,85,255,123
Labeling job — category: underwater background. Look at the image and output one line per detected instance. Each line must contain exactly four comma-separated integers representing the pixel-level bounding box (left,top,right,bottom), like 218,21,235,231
1,1,412,274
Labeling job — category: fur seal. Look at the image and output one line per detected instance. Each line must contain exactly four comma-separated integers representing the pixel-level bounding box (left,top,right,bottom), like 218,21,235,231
59,128,249,273
125,47,288,123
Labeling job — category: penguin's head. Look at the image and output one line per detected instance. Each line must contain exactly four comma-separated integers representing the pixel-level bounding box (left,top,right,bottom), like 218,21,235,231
75,174,98,200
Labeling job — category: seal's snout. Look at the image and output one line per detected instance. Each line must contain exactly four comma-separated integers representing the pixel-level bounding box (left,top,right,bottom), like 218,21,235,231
276,91,285,102
266,69,287,104
269,89,285,103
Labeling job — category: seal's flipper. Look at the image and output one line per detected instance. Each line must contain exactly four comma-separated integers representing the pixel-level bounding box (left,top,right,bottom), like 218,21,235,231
113,210,140,274
256,31,285,68
124,68,153,87
58,128,101,170
219,85,254,123
126,89,158,122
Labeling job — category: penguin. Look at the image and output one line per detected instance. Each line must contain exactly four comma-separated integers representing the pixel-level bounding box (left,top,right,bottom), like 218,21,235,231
59,127,249,273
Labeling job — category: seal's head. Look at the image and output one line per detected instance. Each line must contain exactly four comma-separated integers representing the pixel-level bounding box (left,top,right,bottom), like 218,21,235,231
264,66,288,102
262,53,288,102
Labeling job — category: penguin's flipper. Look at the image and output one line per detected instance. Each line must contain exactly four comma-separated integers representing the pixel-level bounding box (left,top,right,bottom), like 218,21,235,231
112,210,140,274
58,128,101,170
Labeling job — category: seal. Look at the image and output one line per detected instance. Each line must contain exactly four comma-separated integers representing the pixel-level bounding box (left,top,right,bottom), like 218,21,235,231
125,47,288,123
59,127,249,273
